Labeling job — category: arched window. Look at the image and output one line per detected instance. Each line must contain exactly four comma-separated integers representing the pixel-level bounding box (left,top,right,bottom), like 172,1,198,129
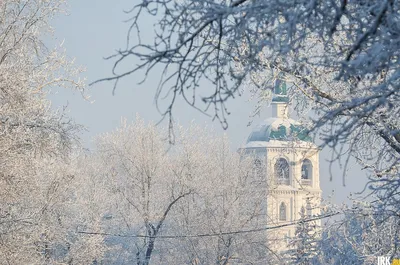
275,158,289,185
301,159,312,185
306,202,312,217
274,77,287,95
279,202,287,221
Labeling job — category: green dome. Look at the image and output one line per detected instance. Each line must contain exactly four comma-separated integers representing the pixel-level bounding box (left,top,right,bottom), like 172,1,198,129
247,118,311,143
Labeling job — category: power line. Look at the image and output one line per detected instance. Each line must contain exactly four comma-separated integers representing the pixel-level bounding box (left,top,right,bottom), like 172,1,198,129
77,211,341,239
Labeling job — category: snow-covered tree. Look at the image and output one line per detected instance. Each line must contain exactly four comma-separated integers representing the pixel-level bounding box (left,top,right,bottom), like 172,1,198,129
0,0,104,263
167,133,271,265
93,118,205,265
313,202,400,265
286,206,318,265
90,118,273,264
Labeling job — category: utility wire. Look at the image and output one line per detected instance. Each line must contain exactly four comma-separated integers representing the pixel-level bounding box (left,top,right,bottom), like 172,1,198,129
77,211,341,239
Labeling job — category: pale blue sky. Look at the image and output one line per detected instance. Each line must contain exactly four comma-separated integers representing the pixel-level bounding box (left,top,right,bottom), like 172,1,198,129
48,0,367,204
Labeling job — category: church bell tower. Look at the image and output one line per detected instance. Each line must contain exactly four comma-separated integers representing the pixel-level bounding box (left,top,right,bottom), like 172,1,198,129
240,78,322,253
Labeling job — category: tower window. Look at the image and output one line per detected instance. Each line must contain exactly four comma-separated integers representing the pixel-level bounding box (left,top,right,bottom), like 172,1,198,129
279,202,287,221
301,159,312,185
275,158,289,185
274,77,287,95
